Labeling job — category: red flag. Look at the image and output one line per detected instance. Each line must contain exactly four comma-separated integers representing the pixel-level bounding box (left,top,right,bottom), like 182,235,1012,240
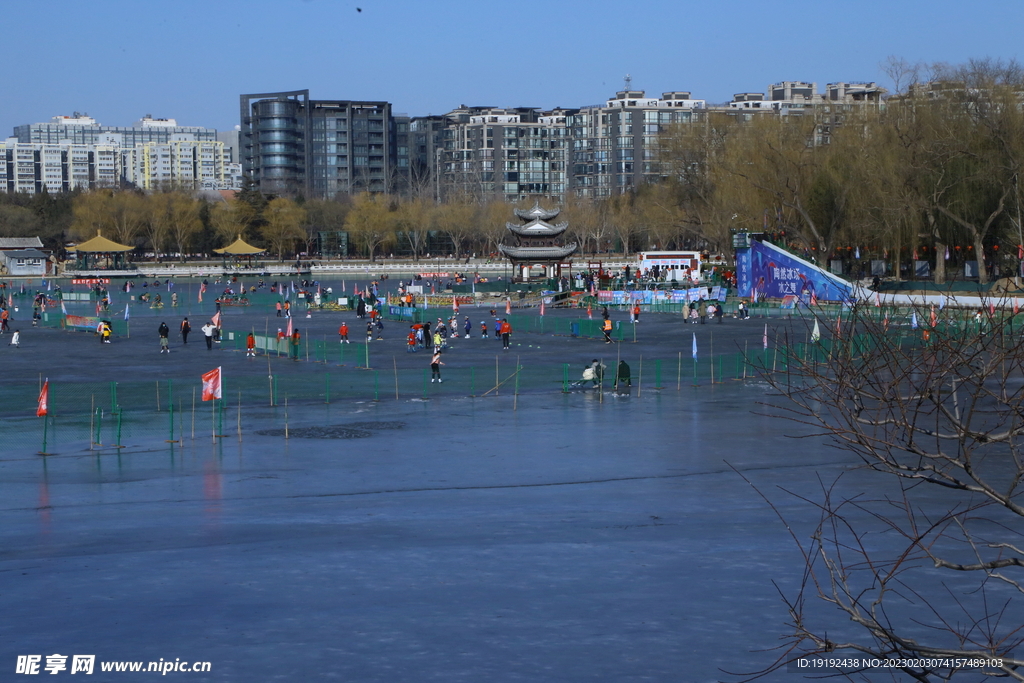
212,311,222,328
198,282,205,303
36,380,49,417
540,300,545,316
453,297,458,313
810,293,817,306
1015,298,1020,315
1018,244,1023,260
930,305,937,328
874,291,880,307
990,302,996,315
505,298,511,314
285,318,293,338
201,367,222,402
587,303,592,319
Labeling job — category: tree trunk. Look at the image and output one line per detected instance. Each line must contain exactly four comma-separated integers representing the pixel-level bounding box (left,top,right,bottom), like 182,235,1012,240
934,241,946,284
973,234,988,284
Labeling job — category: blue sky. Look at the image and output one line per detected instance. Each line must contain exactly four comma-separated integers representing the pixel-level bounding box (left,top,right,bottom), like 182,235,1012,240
2,0,1021,135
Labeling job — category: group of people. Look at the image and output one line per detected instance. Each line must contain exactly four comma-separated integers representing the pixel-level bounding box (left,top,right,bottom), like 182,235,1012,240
581,359,632,388
687,299,726,324
156,317,219,353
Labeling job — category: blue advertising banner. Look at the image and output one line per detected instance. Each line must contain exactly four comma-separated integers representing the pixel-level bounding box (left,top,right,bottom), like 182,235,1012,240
746,240,852,303
735,248,752,299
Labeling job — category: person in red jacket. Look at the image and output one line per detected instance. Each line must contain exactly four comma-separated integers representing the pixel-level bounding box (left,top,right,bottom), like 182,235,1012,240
500,318,512,350
338,322,350,343
246,332,256,358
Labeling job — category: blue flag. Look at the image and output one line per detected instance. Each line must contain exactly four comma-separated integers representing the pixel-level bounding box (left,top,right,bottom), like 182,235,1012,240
692,333,698,360
124,304,130,321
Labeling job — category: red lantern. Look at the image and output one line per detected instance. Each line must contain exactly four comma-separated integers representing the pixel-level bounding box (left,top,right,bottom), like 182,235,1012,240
968,245,973,250
993,245,1000,250
956,246,962,251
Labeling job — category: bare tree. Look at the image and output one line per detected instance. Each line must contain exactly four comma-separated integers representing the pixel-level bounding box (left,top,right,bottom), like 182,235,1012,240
746,309,1024,680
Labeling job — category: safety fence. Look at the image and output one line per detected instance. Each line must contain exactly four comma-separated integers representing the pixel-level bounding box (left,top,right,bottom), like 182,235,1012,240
5,324,942,455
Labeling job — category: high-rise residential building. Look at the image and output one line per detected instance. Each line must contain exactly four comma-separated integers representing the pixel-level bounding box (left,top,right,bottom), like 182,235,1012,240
14,113,217,147
440,106,571,202
123,137,228,191
0,138,122,194
567,90,705,199
409,115,445,197
438,91,705,203
239,90,410,198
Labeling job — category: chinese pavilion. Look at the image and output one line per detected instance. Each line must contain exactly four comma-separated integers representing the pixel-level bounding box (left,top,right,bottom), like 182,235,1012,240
498,203,578,281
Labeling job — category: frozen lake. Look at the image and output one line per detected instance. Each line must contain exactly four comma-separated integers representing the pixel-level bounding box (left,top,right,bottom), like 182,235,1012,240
1,376,868,682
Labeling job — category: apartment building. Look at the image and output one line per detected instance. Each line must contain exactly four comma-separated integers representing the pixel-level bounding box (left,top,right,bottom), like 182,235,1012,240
239,90,410,198
0,138,121,194
440,106,571,202
15,113,217,146
124,137,228,191
567,90,705,199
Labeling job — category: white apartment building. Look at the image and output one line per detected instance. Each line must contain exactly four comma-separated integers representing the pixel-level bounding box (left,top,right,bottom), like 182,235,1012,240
123,136,228,191
0,138,121,194
1,136,236,194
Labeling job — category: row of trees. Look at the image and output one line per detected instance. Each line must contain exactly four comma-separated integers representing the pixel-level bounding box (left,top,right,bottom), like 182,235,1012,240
53,188,671,263
657,59,1024,284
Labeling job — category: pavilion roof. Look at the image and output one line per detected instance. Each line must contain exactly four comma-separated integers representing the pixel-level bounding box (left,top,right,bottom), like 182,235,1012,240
67,231,133,253
213,235,265,255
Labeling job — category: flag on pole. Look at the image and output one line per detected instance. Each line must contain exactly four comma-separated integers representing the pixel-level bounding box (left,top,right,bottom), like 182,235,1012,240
811,319,821,342
47,280,51,291
212,311,222,328
505,298,511,314
763,324,768,350
874,291,880,307
945,246,950,261
1015,298,1020,315
587,303,592,320
342,279,346,292
95,301,101,316
61,301,68,316
37,379,49,417
911,311,919,329
1018,244,1023,261
930,305,937,328
939,298,946,311
855,246,860,260
201,367,222,402
198,282,206,303
539,300,545,316
285,317,293,338
692,332,698,360
453,297,459,313
124,304,130,321
913,248,919,261
990,302,996,315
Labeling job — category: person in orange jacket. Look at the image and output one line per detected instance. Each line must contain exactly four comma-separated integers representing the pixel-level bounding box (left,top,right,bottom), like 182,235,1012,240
500,318,512,350
339,322,350,343
602,317,613,344
246,332,256,357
